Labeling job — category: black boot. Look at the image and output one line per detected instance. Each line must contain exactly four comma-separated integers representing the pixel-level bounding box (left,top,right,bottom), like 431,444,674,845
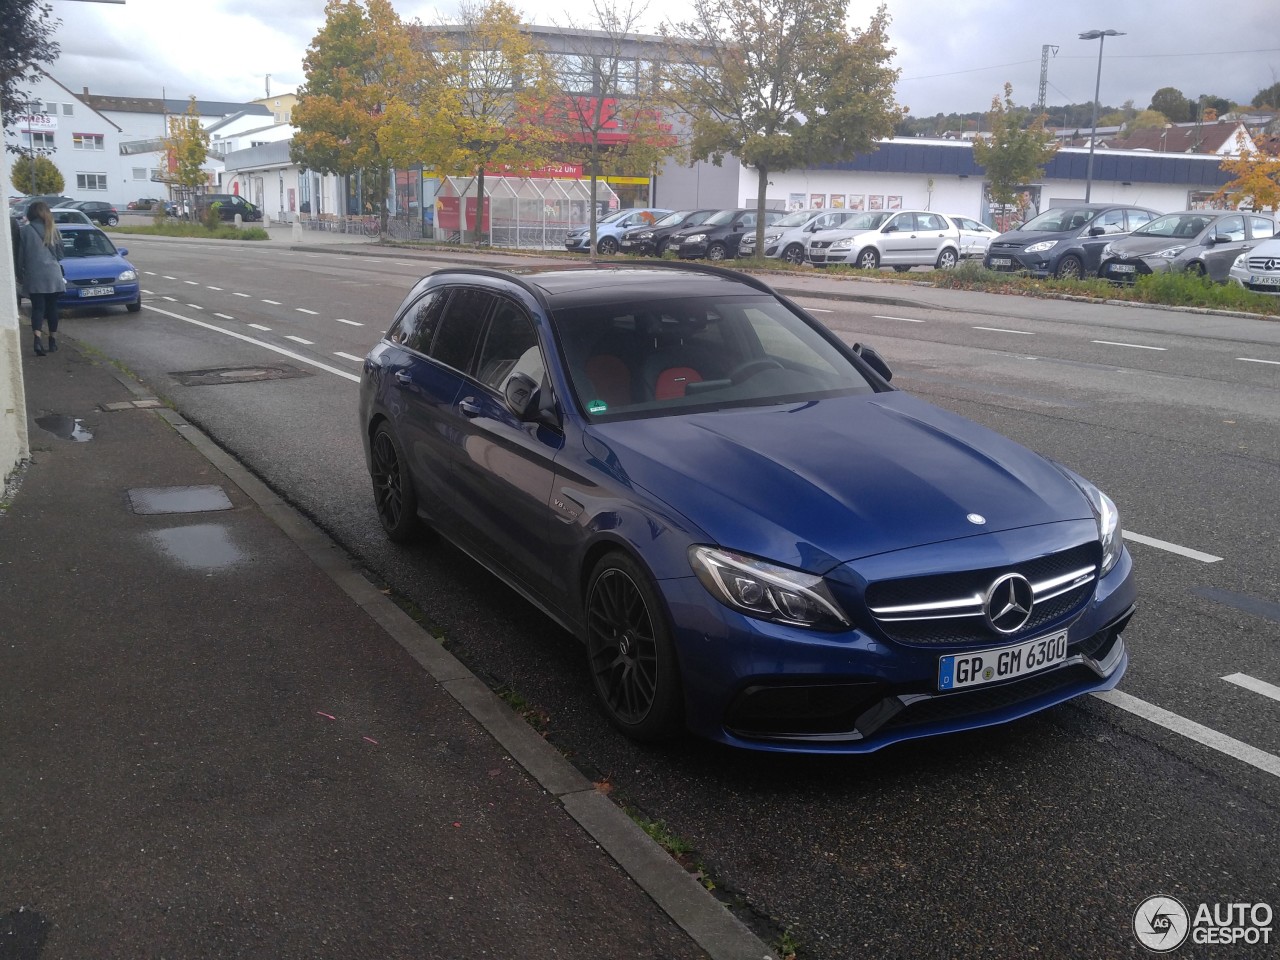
33,332,46,357
48,334,57,352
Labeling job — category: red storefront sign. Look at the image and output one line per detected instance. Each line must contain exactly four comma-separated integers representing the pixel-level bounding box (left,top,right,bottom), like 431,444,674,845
436,196,491,231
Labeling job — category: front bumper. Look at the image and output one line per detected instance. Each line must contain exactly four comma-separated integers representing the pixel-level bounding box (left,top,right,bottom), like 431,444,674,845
677,241,709,259
59,281,140,309
984,250,1057,277
1228,265,1280,294
807,247,853,265
618,238,653,256
563,236,592,252
1100,257,1167,282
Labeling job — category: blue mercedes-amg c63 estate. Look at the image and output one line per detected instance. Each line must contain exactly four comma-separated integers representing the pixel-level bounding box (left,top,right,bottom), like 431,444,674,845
359,262,1134,754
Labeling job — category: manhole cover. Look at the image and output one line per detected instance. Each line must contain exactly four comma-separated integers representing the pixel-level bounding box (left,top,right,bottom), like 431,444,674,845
170,364,312,386
128,485,233,515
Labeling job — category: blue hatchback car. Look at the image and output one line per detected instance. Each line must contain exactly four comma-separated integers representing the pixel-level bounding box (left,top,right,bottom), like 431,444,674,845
359,263,1135,754
55,224,141,313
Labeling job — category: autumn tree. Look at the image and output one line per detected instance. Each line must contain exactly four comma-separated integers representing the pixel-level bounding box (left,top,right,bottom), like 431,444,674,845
1128,109,1168,131
664,0,902,252
1,0,60,151
544,0,679,254
1253,82,1280,110
9,153,61,194
1150,86,1192,123
381,0,557,244
292,0,414,233
972,84,1057,211
163,97,211,216
1215,132,1280,211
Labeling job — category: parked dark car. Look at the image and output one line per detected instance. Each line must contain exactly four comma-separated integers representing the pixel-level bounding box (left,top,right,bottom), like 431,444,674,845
10,195,76,223
358,262,1135,753
985,204,1161,278
194,194,262,222
1097,210,1276,283
127,197,162,210
67,200,119,226
618,209,719,257
671,208,787,260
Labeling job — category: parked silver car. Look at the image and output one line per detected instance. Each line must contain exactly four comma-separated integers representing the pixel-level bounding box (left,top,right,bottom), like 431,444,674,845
807,210,961,270
1098,211,1276,283
738,208,865,264
1227,236,1280,295
945,215,999,260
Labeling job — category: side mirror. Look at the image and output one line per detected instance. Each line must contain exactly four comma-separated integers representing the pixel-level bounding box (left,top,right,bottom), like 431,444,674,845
853,343,892,382
1088,225,1106,236
882,224,897,233
116,247,129,256
1211,234,1232,245
504,373,540,420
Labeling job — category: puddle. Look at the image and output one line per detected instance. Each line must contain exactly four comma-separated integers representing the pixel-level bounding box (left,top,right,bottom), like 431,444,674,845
35,414,93,442
129,485,233,515
145,524,247,571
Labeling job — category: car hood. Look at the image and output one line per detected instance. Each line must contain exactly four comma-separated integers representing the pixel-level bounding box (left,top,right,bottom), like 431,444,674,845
588,391,1092,571
808,228,878,244
1106,235,1201,257
62,254,132,279
992,230,1073,247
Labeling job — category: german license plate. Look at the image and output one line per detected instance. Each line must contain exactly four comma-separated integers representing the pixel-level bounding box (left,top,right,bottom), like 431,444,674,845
1250,274,1280,286
989,257,1012,266
938,630,1068,691
80,286,115,297
1110,264,1136,274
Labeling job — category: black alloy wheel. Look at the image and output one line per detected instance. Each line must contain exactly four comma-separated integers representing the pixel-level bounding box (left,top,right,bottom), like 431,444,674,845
597,236,619,255
783,243,805,266
857,247,880,270
1055,255,1084,279
370,423,421,543
585,552,683,742
706,241,727,261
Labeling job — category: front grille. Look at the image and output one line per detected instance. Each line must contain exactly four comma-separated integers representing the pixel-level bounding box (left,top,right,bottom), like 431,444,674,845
1246,257,1280,273
809,240,832,250
68,277,116,287
865,543,1100,647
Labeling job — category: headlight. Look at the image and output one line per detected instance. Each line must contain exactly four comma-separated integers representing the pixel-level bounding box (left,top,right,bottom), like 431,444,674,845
1155,245,1186,259
831,238,853,250
1232,252,1248,268
1024,240,1058,253
118,269,137,282
689,546,851,630
1075,482,1123,575
762,233,782,243
684,233,706,244
1101,243,1114,259
636,231,653,239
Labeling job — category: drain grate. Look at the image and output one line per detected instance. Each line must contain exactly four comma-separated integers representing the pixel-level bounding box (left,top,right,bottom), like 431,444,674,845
169,364,313,386
128,485,233,515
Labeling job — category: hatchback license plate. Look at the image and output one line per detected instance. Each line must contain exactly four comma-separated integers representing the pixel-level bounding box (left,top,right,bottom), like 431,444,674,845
989,257,1012,266
938,630,1068,691
80,286,115,297
1110,264,1136,274
1250,274,1280,286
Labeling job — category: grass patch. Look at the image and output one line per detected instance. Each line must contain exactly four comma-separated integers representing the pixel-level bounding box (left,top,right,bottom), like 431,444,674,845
623,807,716,890
110,222,269,241
496,687,551,734
777,928,801,960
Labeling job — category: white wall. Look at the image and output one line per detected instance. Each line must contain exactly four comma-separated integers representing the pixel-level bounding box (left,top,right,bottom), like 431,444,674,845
746,168,985,219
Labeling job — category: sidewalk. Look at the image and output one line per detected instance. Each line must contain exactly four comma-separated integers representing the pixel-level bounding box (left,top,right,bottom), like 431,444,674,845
0,342,772,958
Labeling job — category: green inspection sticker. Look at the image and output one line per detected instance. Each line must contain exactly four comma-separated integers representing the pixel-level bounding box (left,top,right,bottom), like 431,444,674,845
587,399,608,414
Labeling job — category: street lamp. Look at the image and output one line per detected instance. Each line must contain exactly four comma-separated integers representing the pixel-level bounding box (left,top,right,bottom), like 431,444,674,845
1079,28,1124,203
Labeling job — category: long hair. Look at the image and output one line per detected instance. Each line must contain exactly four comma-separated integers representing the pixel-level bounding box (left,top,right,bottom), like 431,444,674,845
26,201,59,249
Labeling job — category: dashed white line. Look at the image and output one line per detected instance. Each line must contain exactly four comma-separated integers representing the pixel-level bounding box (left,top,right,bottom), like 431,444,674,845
334,318,363,326
334,351,365,363
214,313,235,320
143,271,156,276
207,285,222,291
183,280,199,286
186,303,204,310
162,296,176,301
285,335,314,345
1093,689,1280,779
296,308,319,315
974,326,1034,335
141,289,153,295
872,314,925,323
806,308,834,313
233,292,250,298
262,299,281,305
1092,340,1166,351
1238,357,1280,366
162,275,176,280
1122,531,1222,563
247,323,271,331
1223,673,1280,704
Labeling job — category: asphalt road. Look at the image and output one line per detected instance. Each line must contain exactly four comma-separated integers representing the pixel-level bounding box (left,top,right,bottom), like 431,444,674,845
60,234,1280,959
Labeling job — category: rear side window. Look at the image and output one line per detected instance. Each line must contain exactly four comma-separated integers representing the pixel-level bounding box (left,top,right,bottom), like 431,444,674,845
916,213,947,231
387,289,448,354
1248,216,1275,239
432,287,492,372
1127,210,1155,230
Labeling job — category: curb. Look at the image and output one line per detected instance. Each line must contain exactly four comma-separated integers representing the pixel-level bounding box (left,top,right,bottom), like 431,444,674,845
100,363,776,960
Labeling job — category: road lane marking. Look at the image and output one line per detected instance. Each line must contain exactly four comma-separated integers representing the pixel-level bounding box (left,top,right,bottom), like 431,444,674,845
247,323,271,331
806,308,833,313
142,289,153,295
214,313,235,320
335,318,363,326
1091,340,1166,351
872,314,925,323
334,351,364,362
296,308,319,315
1093,689,1280,779
285,335,314,345
1238,357,1280,366
1122,531,1222,563
183,280,199,285
142,304,359,383
162,275,176,280
161,296,176,301
207,285,222,291
233,292,250,298
144,271,156,275
1223,673,1280,704
185,304,204,310
261,299,281,305
974,326,1034,335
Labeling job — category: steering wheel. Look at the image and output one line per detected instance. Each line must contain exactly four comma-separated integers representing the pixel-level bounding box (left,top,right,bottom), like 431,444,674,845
727,358,783,384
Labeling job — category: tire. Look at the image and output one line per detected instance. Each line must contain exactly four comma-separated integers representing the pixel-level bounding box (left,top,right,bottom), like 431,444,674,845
706,242,727,261
1055,255,1083,280
105,216,118,226
126,298,141,313
936,248,958,270
856,247,880,270
1185,261,1206,277
654,238,669,258
369,422,421,543
597,236,618,255
892,266,911,273
782,244,806,266
585,551,684,743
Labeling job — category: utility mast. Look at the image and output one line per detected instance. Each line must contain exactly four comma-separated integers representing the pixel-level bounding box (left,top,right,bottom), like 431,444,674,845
1037,45,1058,114
265,74,272,98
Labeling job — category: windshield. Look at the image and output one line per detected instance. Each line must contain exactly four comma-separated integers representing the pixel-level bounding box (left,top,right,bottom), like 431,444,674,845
60,230,118,257
652,211,691,228
703,210,740,226
1131,213,1215,238
773,210,818,228
598,209,628,224
1018,207,1098,232
51,210,88,224
551,294,877,421
838,212,893,232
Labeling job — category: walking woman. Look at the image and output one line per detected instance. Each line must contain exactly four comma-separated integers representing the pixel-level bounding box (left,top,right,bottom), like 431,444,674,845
15,201,65,356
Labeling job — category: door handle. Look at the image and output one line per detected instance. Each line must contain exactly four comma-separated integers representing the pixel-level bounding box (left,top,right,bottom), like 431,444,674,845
458,397,481,417
393,370,412,386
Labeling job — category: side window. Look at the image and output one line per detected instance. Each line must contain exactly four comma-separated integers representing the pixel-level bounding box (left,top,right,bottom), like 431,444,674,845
918,213,946,231
476,299,543,393
432,287,492,372
886,213,913,232
1215,216,1245,242
1097,209,1126,234
1249,216,1275,239
387,289,449,353
1127,210,1155,231
739,213,756,228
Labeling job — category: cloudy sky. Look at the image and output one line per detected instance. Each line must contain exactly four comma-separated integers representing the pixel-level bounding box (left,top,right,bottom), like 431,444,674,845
44,0,1280,117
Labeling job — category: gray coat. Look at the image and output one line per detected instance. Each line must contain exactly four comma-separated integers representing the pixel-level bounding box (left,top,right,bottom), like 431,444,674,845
16,220,65,295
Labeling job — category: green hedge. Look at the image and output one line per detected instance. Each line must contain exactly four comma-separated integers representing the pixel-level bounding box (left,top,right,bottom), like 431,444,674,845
108,223,269,241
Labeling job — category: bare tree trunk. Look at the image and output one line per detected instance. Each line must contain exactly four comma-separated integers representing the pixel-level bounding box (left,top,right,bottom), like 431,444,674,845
588,171,599,261
474,166,487,246
754,166,769,257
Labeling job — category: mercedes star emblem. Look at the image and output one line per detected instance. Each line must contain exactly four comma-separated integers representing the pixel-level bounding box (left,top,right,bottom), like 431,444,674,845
984,573,1035,634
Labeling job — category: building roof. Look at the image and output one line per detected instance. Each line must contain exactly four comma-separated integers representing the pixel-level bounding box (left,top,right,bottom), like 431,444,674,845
79,91,272,119
1105,121,1248,154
